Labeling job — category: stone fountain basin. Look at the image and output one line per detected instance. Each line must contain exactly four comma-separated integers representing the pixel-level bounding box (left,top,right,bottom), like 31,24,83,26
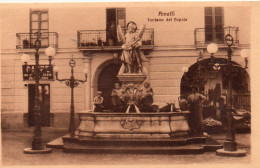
77,111,190,139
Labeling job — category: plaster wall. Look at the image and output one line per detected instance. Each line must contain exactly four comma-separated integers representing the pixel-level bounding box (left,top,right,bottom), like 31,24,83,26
0,5,251,129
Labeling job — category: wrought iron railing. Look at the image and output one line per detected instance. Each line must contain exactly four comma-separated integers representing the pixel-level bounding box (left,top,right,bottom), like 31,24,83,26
22,65,53,80
233,93,250,111
16,32,58,49
77,28,154,49
194,26,239,46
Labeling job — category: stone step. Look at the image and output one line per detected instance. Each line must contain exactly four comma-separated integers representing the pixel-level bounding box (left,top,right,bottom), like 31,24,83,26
62,135,207,147
63,143,205,154
46,136,64,149
47,135,222,154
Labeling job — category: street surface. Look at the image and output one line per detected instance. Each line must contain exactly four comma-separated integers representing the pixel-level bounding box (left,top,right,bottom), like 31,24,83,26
1,128,251,165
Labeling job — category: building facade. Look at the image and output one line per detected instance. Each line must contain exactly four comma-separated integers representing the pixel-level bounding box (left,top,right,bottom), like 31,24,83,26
1,3,251,129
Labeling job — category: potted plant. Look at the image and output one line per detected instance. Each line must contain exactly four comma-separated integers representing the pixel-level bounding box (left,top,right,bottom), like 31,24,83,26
203,117,223,134
23,39,29,48
97,36,102,46
234,110,251,133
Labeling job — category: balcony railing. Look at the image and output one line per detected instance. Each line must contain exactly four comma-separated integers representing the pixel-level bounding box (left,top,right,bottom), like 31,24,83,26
22,64,53,80
194,26,239,47
16,32,58,49
77,28,154,50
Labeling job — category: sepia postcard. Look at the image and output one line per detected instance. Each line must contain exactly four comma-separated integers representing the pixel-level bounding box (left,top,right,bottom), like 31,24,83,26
0,0,260,167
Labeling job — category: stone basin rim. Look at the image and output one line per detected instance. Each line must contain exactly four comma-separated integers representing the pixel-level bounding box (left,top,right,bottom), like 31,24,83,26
77,111,190,116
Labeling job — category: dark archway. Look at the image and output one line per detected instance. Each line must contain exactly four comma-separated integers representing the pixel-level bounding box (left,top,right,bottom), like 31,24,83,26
180,58,249,96
98,63,121,110
180,58,250,111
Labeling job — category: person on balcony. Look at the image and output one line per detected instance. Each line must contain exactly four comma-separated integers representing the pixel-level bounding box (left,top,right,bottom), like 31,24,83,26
117,21,146,74
187,86,207,137
108,21,116,46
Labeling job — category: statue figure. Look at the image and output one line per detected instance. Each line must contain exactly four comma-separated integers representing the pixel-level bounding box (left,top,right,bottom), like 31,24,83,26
111,83,125,112
117,21,146,74
93,91,104,112
125,83,141,113
140,82,154,106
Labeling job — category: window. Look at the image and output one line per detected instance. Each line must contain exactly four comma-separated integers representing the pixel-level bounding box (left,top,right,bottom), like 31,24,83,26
205,7,224,43
30,9,49,47
106,8,126,46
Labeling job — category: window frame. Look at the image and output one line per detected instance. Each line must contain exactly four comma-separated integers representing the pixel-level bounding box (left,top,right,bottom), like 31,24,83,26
29,9,49,47
204,7,224,43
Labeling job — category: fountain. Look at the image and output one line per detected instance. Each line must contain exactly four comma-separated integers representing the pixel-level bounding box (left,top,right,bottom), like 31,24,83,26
77,22,190,139
58,22,221,154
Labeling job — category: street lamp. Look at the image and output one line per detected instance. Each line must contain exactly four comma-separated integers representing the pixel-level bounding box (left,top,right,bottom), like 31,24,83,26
207,43,219,69
23,39,56,154
215,34,247,157
54,55,88,137
21,53,31,64
207,43,218,58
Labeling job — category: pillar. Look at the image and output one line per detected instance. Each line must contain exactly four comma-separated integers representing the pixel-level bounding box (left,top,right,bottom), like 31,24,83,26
143,55,151,82
83,56,92,111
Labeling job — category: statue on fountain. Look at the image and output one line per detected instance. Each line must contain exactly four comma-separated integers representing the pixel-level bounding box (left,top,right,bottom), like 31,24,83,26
93,91,104,112
110,81,157,113
111,83,125,112
114,21,155,113
125,83,141,113
117,21,146,75
138,82,157,112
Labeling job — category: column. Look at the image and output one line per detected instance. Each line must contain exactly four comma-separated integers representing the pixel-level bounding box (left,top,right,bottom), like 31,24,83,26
143,55,151,82
83,56,92,111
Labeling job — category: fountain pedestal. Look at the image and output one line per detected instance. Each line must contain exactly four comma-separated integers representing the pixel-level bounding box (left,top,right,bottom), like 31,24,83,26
77,111,190,139
117,73,147,84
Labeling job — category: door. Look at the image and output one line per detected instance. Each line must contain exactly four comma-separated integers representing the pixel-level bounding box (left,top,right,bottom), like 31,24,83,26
30,10,49,47
98,64,121,110
106,8,126,46
28,84,50,127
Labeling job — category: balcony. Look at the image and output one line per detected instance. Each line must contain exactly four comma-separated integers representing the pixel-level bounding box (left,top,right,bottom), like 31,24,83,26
194,26,239,48
16,32,58,49
22,64,53,81
77,28,154,51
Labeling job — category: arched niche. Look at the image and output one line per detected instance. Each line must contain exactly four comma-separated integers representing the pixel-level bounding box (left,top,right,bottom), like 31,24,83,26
92,59,121,110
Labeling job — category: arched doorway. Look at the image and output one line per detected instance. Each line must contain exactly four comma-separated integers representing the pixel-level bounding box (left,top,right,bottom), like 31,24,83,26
98,63,121,110
180,58,250,111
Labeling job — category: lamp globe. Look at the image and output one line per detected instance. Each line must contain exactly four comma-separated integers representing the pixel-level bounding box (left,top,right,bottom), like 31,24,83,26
21,54,31,64
207,43,219,54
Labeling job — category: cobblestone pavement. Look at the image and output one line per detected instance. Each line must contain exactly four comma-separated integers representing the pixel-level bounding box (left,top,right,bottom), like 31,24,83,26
1,128,251,166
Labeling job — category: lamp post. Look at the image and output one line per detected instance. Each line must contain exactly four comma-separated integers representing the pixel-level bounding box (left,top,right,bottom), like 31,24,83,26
207,43,219,69
216,34,247,157
22,39,56,154
54,55,88,137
